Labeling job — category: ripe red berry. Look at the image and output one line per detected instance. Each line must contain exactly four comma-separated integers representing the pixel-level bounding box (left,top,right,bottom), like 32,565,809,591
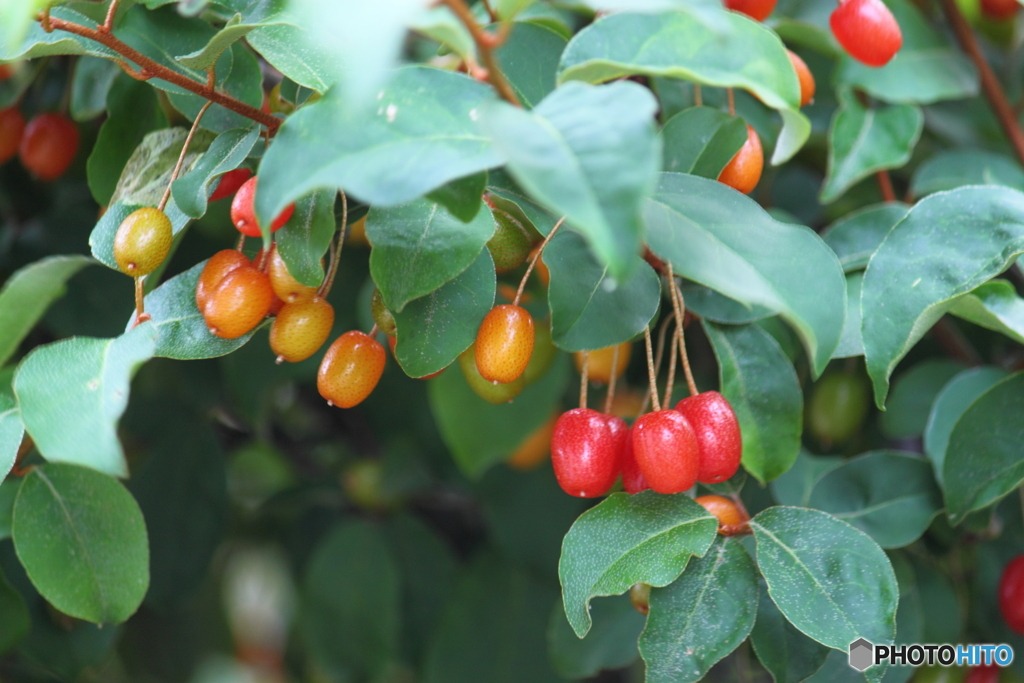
475,304,535,384
203,266,273,339
19,113,79,181
267,245,317,304
113,207,173,277
724,0,777,21
196,249,250,311
269,297,334,363
830,0,902,68
966,666,1001,683
717,125,763,195
551,408,622,498
317,331,386,408
999,555,1024,635
230,175,295,237
981,0,1020,19
694,495,747,534
632,410,700,494
676,391,742,484
620,431,650,494
788,50,816,107
0,108,25,164
209,167,252,202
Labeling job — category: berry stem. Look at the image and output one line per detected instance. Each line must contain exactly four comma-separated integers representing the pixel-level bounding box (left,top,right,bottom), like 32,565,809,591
235,234,246,252
159,99,212,212
579,350,589,409
643,325,662,412
133,276,145,323
727,87,735,116
440,0,521,106
514,216,564,306
368,323,379,338
637,312,676,417
318,191,347,299
694,84,703,107
667,266,698,397
602,343,619,414
663,329,678,408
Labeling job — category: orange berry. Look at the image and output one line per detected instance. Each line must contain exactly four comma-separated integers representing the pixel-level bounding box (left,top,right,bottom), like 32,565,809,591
718,125,763,195
317,331,386,408
475,304,535,384
268,245,318,303
787,50,815,107
574,343,632,385
269,297,335,363
230,175,295,238
0,108,25,164
113,207,173,277
507,413,557,470
459,344,525,403
347,215,370,247
19,113,79,181
694,495,748,534
203,266,273,339
196,249,251,311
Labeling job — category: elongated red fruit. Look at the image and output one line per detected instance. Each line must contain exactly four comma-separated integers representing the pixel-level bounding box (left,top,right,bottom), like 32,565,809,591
317,331,386,408
620,428,650,495
551,408,621,498
632,410,700,494
210,167,252,202
0,108,25,164
724,0,777,21
830,0,902,68
999,555,1024,635
19,113,79,181
676,391,742,484
231,175,295,237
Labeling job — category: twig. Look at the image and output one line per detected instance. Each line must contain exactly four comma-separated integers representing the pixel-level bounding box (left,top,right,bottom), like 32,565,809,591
441,0,521,106
876,170,896,203
643,325,662,412
480,0,499,22
514,217,563,305
159,99,212,212
100,0,120,32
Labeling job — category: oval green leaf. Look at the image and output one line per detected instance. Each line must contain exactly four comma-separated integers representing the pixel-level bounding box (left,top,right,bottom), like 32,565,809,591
171,126,260,219
821,203,909,273
881,359,964,439
910,149,1024,198
751,584,830,683
661,106,747,178
275,189,337,287
949,279,1024,344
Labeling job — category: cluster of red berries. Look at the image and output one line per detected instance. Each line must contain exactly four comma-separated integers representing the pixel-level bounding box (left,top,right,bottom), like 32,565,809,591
0,107,80,181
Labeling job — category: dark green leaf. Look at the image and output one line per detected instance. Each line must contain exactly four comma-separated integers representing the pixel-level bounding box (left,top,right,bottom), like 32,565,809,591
0,480,17,540
640,536,759,683
661,106,747,178
495,21,567,108
425,172,487,223
881,359,964,439
949,279,1024,344
822,203,909,273
547,595,644,680
486,170,562,236
478,81,660,278
0,390,21,486
0,5,117,61
681,284,774,324
275,189,337,287
751,584,830,683
0,564,28,655
645,173,846,377
70,56,119,121
171,126,260,219
559,491,717,638
703,321,803,483
769,449,843,507
835,272,865,358
12,463,149,624
910,149,1024,197
175,13,287,70
167,41,264,133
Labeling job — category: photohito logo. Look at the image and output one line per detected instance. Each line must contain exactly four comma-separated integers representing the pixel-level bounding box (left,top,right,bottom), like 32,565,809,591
848,640,1015,672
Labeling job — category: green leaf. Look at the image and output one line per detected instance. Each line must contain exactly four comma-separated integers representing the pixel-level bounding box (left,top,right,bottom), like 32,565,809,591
910,149,1024,197
558,491,717,638
835,0,977,105
703,321,803,484
546,230,660,351
255,66,501,225
424,172,487,224
646,173,846,377
923,366,1008,487
547,595,644,680
751,585,830,683
558,10,810,164
368,199,495,313
834,272,865,358
0,392,21,486
821,92,922,204
495,22,567,108
0,480,16,540
12,463,149,624
171,126,260,219
412,7,477,62
70,56,119,122
0,255,94,369
275,189,337,287
478,81,660,279
300,520,400,677
769,449,843,507
640,536,759,683
167,40,264,134
394,249,495,379
140,261,260,360
881,359,964,439
13,323,157,478
486,170,562,236
949,279,1024,344
821,203,909,272
428,354,568,477
661,106,747,178
0,5,117,61
751,507,898,665
807,451,942,548
680,284,774,324
906,554,961,645
0,563,28,655
944,372,1024,522
861,186,1024,407
175,13,288,70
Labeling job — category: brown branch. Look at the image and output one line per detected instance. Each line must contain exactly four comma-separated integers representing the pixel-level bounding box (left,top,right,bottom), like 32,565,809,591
441,0,521,106
876,170,896,202
940,0,1024,165
41,15,281,132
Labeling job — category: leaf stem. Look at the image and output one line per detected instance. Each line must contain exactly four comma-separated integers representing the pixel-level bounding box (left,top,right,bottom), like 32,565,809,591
159,99,212,212
514,216,563,306
441,0,521,106
643,325,661,412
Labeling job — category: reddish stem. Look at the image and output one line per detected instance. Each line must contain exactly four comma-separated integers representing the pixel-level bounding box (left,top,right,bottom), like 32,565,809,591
440,0,521,106
876,170,896,203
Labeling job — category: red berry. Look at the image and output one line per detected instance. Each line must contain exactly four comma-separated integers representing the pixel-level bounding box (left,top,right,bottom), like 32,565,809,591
999,555,1024,635
317,331,386,408
203,266,273,339
210,167,252,202
632,410,700,494
676,391,742,484
981,0,1019,19
230,175,295,237
788,50,816,107
19,113,79,181
196,249,251,311
717,125,763,195
551,408,621,498
620,426,650,494
830,0,902,68
475,304,535,384
967,666,1001,683
0,108,25,164
724,0,777,21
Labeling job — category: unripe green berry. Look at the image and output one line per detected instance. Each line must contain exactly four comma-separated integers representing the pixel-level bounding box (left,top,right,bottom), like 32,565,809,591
371,287,397,337
113,207,173,276
487,209,534,272
458,344,524,404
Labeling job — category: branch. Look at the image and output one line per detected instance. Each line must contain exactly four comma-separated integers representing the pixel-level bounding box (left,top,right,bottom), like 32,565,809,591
441,0,521,106
940,0,1024,165
42,15,281,132
876,170,896,202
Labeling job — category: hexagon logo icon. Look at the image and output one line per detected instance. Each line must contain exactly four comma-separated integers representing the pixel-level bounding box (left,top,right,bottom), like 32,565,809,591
849,638,874,671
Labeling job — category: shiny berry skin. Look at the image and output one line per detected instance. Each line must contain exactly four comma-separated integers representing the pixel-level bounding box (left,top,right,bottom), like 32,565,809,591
488,209,534,272
724,0,777,21
203,266,273,339
632,410,700,494
507,413,557,470
574,343,632,385
209,167,252,202
113,208,173,277
269,297,334,363
676,391,742,484
999,555,1024,635
830,0,902,67
459,344,524,403
788,50,816,107
718,125,763,195
230,175,296,237
981,0,1019,19
629,582,651,615
371,288,397,337
694,495,747,533
966,666,1001,683
0,108,25,164
317,331,386,408
551,408,621,498
267,246,317,303
196,249,250,311
620,430,650,494
19,113,79,181
475,304,535,384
